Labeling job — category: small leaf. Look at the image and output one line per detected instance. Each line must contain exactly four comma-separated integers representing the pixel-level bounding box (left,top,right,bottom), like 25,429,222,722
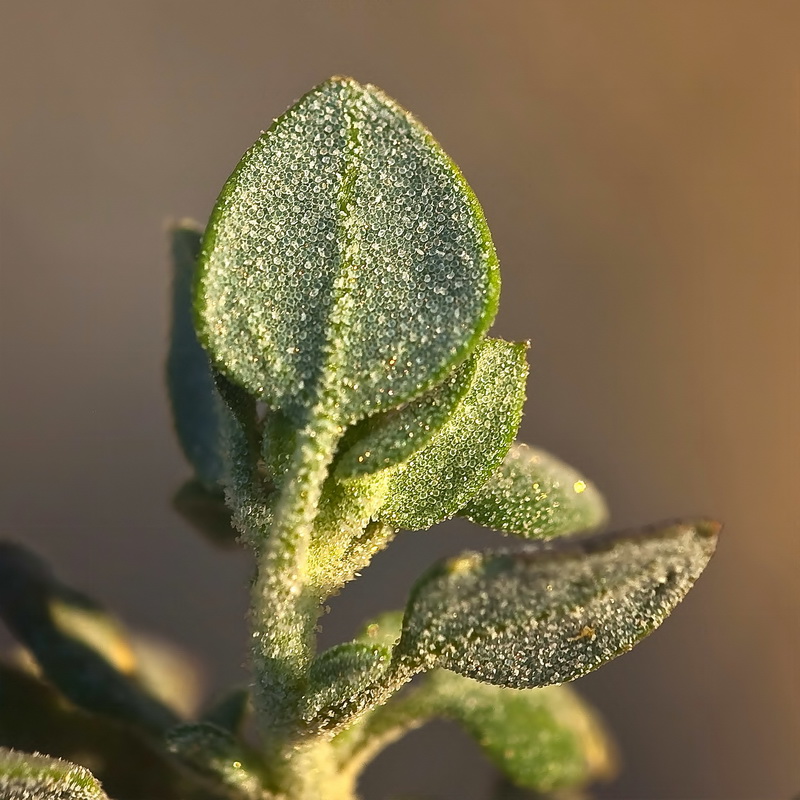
167,221,224,490
334,354,477,478
395,520,720,687
165,723,264,799
196,77,500,427
423,672,615,792
172,479,238,549
0,748,108,799
378,338,528,531
303,642,393,735
460,444,607,539
0,542,178,733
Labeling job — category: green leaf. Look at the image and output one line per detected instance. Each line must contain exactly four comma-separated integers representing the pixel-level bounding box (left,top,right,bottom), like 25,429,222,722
165,723,265,799
0,663,201,800
0,748,109,799
197,77,501,732
0,542,179,733
332,616,614,793
303,642,394,735
333,354,477,478
395,520,720,687
167,221,224,490
459,444,607,539
378,338,528,530
196,76,500,427
422,672,615,793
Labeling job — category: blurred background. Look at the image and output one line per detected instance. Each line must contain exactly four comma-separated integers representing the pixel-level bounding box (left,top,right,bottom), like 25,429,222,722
1,2,797,798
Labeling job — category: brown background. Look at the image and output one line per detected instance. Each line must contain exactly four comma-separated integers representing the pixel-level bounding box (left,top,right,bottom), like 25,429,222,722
1,2,798,798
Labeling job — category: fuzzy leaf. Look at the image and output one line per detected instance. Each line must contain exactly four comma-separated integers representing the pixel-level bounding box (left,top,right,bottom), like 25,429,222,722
196,76,499,427
460,444,607,539
0,748,108,799
167,221,224,490
395,520,720,687
0,542,178,733
334,354,477,478
378,338,528,530
423,672,615,792
165,723,264,799
303,642,393,734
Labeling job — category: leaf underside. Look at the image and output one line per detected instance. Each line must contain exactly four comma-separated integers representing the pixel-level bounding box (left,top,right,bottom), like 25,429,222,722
424,671,616,792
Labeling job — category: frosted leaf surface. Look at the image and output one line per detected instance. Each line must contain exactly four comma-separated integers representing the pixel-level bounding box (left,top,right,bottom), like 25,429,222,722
165,723,264,798
422,672,615,792
166,222,224,490
303,642,393,735
0,748,109,799
460,444,607,539
334,352,476,478
378,338,528,530
395,520,719,687
196,77,499,425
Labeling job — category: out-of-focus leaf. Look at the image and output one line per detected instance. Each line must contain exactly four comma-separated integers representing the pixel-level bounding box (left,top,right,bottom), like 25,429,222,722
173,479,238,549
165,723,264,799
421,671,615,793
395,520,720,687
0,748,109,799
131,633,205,719
0,542,178,733
196,76,500,428
334,355,476,478
378,338,528,531
302,642,393,735
459,444,607,539
0,664,208,800
167,221,224,491
201,688,251,735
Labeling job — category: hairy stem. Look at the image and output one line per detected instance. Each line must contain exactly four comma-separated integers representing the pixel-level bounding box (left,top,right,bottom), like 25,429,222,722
250,407,342,749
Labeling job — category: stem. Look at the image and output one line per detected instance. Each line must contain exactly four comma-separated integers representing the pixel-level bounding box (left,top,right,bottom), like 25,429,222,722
250,406,342,748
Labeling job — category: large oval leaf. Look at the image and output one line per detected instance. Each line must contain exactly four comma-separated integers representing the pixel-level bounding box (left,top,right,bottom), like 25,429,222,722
196,77,500,426
395,520,720,688
459,444,607,539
